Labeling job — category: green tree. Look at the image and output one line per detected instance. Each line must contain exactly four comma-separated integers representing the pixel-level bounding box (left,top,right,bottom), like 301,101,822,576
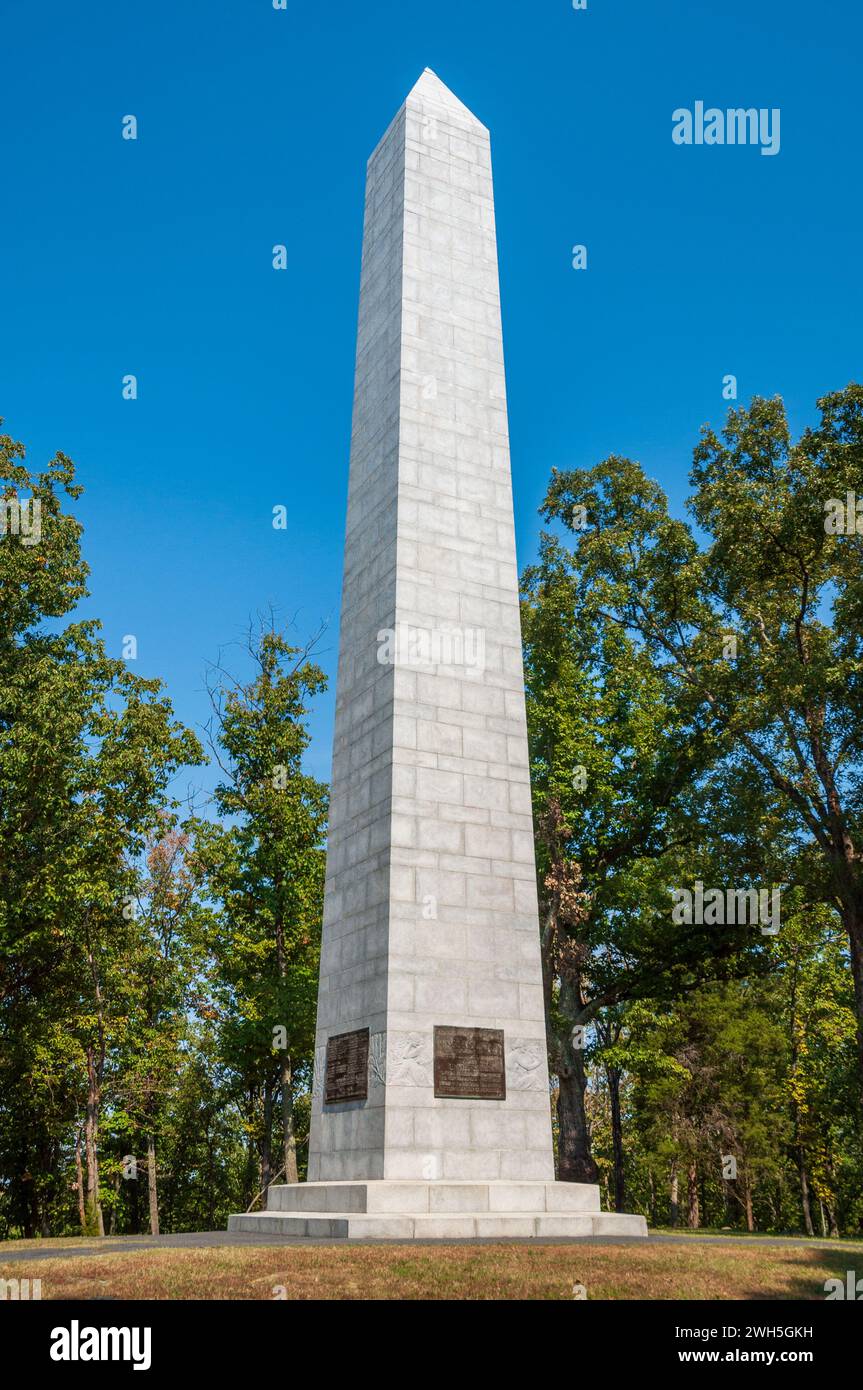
0,425,202,1236
195,623,327,1196
118,824,209,1235
522,536,767,1184
542,385,863,1099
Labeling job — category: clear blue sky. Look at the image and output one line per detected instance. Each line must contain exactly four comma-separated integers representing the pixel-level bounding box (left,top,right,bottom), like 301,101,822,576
2,0,860,795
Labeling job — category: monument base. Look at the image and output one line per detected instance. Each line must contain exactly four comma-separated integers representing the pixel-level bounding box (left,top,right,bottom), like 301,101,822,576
228,1181,648,1239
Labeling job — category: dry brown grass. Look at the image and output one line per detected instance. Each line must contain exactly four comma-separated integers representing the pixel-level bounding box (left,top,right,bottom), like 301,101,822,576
2,1239,860,1300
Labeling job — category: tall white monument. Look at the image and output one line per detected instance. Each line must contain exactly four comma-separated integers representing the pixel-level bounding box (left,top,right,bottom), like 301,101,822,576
230,71,646,1238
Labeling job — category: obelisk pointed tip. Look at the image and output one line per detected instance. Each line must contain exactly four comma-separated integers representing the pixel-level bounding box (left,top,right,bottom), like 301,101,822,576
406,68,485,127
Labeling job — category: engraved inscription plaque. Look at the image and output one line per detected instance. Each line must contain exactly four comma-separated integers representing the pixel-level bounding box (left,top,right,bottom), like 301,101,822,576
433,1026,506,1100
324,1028,370,1105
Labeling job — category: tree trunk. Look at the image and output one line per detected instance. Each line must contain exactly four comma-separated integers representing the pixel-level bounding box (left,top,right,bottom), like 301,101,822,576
74,1127,86,1234
272,907,300,1186
743,1173,755,1233
244,1088,258,1207
669,1161,680,1227
83,920,106,1238
281,1054,299,1184
823,1154,841,1237
606,1063,626,1211
847,917,863,1104
260,1081,274,1194
536,831,600,1187
84,1044,104,1236
766,1189,778,1229
722,1168,732,1226
557,1050,599,1183
687,1158,700,1229
147,1135,160,1236
797,1149,815,1237
206,1133,216,1228
109,1172,120,1235
789,951,815,1237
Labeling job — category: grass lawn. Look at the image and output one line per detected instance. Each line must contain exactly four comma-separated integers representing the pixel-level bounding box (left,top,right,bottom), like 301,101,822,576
2,1238,862,1300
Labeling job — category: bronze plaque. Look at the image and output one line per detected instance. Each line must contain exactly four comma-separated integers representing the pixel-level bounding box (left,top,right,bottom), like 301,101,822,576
433,1026,506,1100
324,1028,369,1105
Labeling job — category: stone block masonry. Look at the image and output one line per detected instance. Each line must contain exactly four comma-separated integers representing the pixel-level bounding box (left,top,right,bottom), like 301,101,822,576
306,69,552,1186
229,70,647,1239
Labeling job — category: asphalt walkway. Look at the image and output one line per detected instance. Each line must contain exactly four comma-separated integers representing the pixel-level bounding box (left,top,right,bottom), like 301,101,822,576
2,1231,862,1262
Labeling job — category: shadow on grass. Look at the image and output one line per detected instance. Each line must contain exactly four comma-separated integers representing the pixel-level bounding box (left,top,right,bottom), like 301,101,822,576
743,1247,860,1301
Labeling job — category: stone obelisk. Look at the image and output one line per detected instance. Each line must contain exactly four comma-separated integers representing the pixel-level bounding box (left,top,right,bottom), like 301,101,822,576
230,71,646,1237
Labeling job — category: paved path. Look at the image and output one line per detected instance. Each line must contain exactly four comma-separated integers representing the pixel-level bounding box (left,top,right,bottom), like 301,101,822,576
2,1231,862,1263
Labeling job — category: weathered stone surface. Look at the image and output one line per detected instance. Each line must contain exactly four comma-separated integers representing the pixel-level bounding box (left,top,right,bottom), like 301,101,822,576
228,1194,649,1241
306,68,553,1186
260,1180,603,1215
228,71,649,1242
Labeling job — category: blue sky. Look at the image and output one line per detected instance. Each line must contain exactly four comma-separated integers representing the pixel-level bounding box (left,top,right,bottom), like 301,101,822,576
2,0,860,797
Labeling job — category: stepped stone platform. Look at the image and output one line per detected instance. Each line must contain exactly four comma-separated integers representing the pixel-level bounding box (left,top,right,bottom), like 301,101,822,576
228,1181,648,1240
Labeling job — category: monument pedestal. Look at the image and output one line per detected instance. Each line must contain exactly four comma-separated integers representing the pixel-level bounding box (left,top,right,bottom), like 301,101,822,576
229,1181,647,1239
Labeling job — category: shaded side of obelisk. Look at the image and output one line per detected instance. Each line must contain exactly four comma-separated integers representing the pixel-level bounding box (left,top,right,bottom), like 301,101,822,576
304,87,409,1179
